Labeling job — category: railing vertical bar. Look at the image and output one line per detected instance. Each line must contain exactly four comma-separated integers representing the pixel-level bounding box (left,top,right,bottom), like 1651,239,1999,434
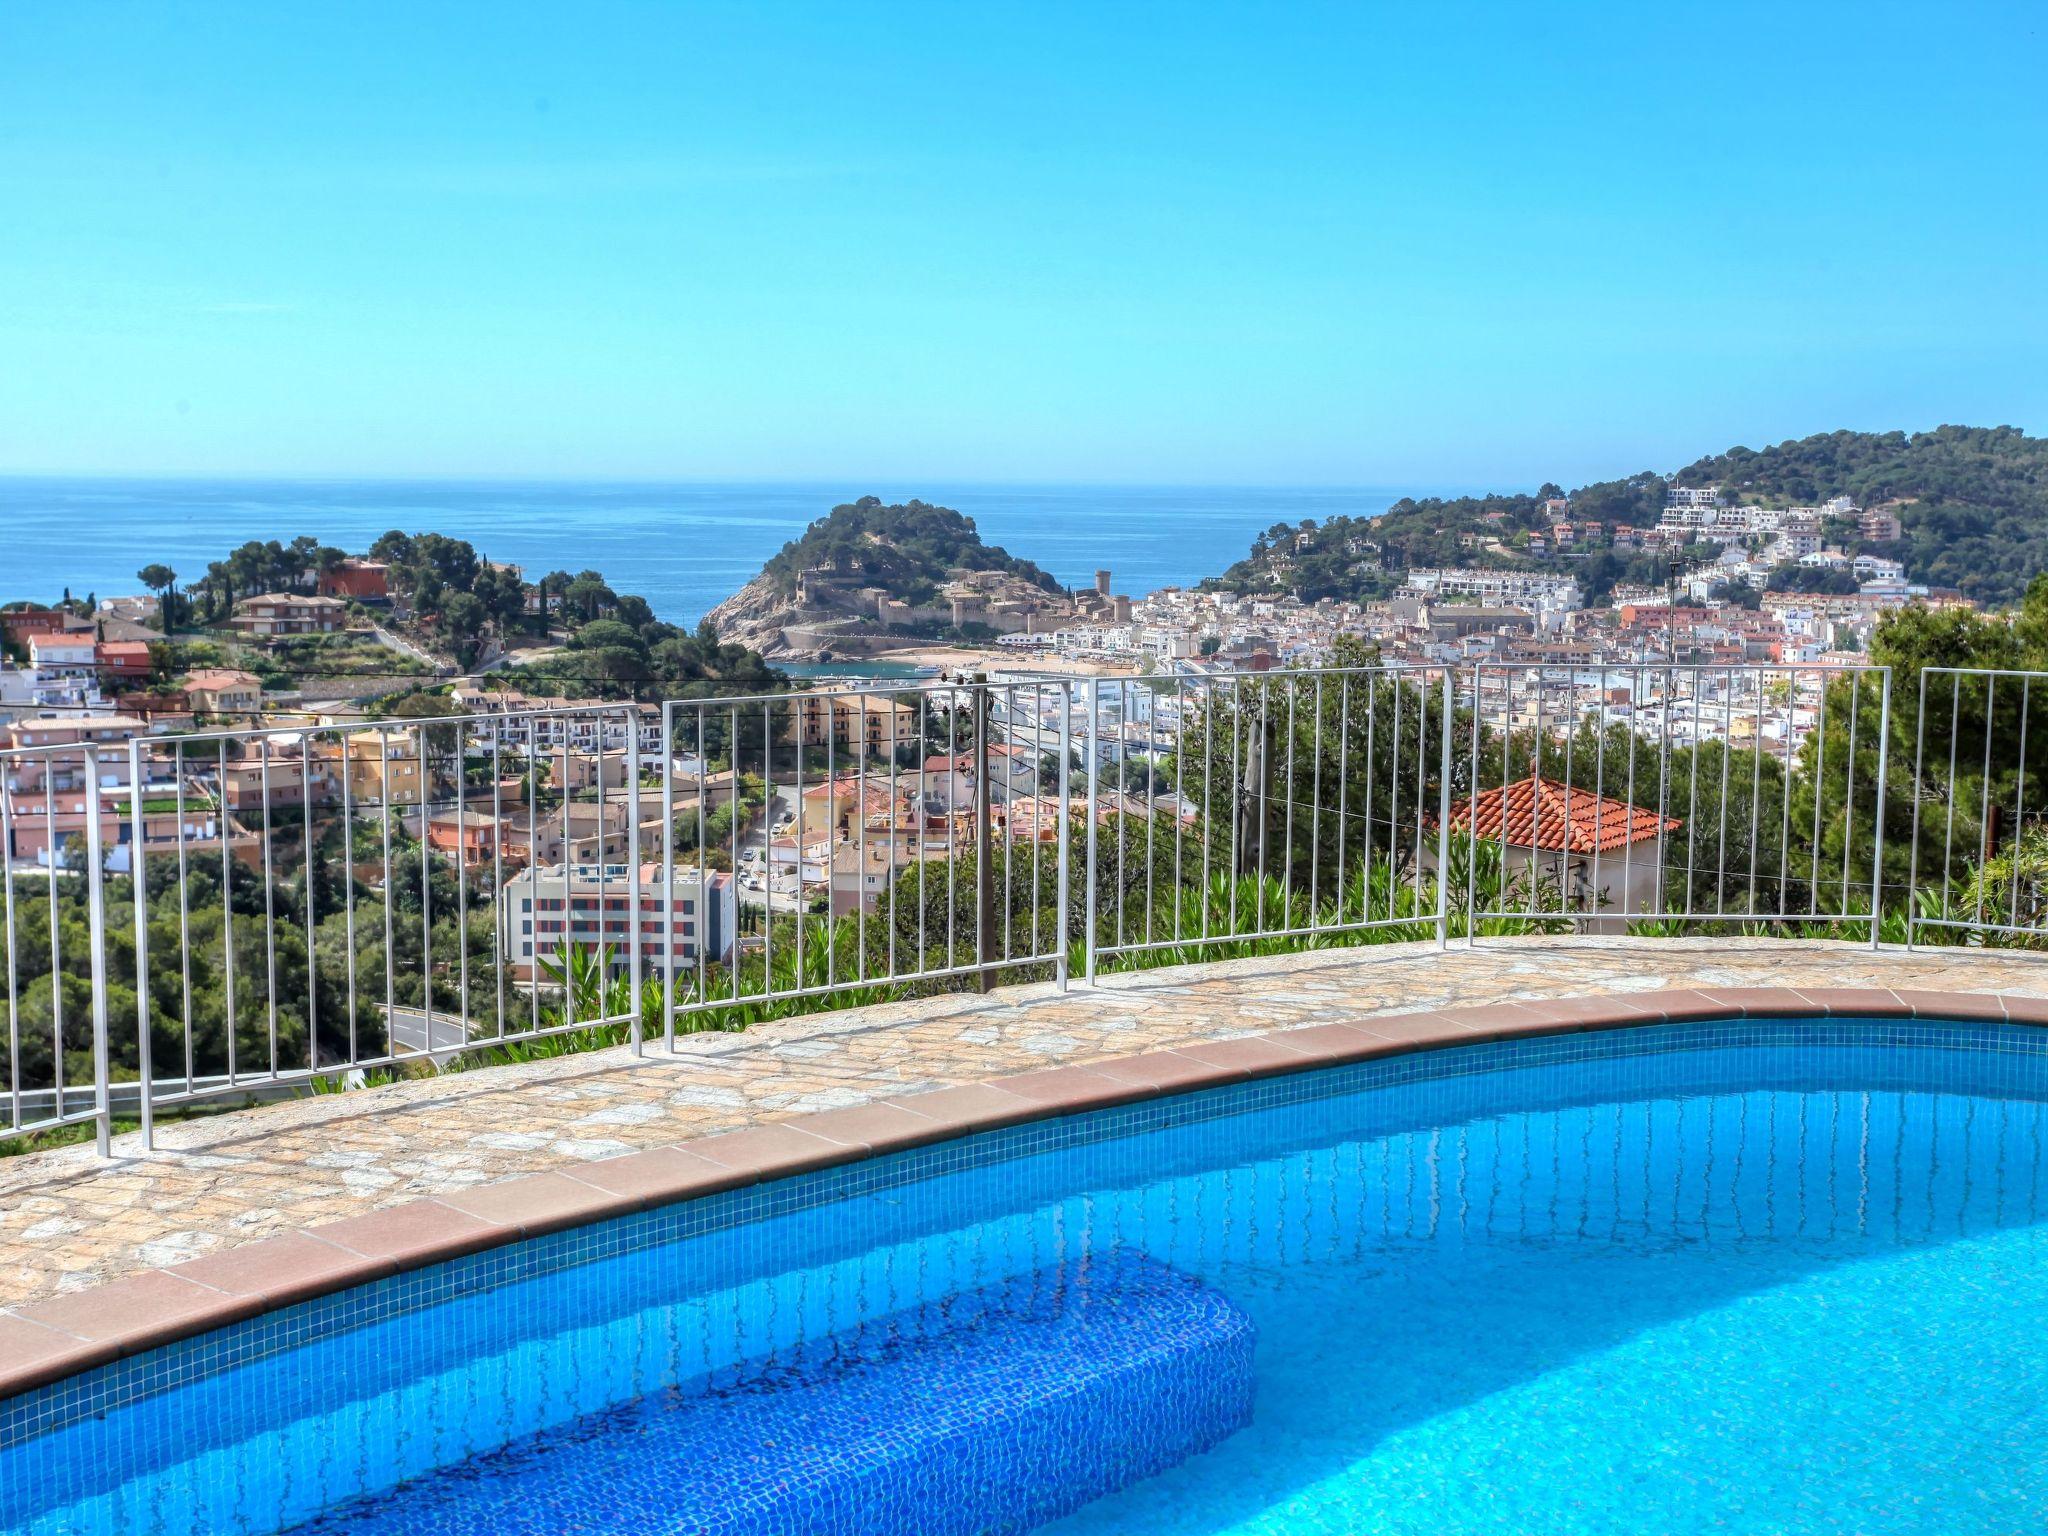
219,739,237,1089
1227,679,1242,939
379,729,394,1058
1870,667,1891,946
2013,678,2032,936
260,747,277,1077
1084,679,1100,983
855,700,869,986
1308,675,1323,924
1004,684,1018,965
340,732,358,1064
761,699,774,1003
1843,673,1863,920
1976,676,1997,929
1,786,17,1130
1465,667,1484,940
1562,664,1579,920
1621,666,1639,928
1255,681,1271,933
1410,675,1427,914
1436,667,1453,949
1527,667,1543,921
303,732,318,1077
1281,678,1297,933
947,694,960,971
1592,672,1609,929
909,696,917,974
1776,673,1795,922
1113,682,1127,949
454,722,468,1047
729,705,741,1008
1811,675,1828,918
1335,675,1350,924
1145,679,1159,947
793,694,807,997
695,708,709,1021
885,700,899,988
82,747,111,1155
556,732,570,1028
490,722,504,1041
1055,681,1072,989
1748,674,1766,918
627,708,643,1054
526,732,542,1038
42,775,62,1118
1388,679,1405,926
129,739,152,1147
1656,666,1672,919
1171,678,1185,949
1715,668,1734,917
662,704,676,1049
1683,671,1699,922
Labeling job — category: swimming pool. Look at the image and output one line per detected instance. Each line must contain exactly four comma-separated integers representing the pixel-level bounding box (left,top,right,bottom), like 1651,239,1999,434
7,1015,2048,1534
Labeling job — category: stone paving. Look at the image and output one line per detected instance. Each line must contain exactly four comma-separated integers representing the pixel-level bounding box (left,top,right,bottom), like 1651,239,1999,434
3,936,2046,1308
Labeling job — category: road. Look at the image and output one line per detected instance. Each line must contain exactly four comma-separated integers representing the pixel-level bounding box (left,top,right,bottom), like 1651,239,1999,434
382,1004,473,1063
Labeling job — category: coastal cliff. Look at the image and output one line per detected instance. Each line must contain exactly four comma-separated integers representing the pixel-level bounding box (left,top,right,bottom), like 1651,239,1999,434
704,496,1119,660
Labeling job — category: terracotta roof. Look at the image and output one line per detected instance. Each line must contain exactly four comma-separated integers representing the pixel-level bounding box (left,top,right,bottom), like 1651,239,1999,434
1436,774,1680,855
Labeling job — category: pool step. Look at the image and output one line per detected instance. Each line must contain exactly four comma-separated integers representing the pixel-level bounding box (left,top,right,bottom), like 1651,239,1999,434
304,1250,1257,1535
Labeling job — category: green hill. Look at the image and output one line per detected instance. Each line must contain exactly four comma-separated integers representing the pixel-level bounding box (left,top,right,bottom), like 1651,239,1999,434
1206,425,2048,607
761,497,1060,608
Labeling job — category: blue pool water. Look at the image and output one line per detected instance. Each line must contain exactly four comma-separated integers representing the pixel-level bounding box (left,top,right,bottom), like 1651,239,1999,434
7,1018,2048,1534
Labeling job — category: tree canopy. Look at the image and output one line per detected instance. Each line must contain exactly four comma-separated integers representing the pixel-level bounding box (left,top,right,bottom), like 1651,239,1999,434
761,497,1060,602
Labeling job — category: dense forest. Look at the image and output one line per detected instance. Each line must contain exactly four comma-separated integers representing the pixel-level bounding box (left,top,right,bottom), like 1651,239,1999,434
760,497,1061,607
1206,425,2048,608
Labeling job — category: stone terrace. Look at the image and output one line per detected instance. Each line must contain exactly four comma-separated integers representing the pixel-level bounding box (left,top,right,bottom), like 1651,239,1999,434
4,937,2046,1309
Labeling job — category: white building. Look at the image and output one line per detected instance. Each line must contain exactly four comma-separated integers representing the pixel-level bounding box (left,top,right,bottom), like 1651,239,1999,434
501,861,735,982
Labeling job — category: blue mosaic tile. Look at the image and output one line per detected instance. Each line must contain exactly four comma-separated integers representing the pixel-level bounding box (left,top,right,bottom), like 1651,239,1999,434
293,1251,1255,1536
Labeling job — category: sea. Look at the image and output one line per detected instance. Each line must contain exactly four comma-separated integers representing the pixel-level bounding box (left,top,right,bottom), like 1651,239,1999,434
0,478,1441,629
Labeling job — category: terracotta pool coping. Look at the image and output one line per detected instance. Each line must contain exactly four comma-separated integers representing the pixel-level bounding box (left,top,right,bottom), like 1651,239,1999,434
0,983,2034,1402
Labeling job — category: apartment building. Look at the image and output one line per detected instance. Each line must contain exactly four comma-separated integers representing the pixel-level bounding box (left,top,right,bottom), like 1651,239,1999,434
184,668,265,715
2,789,221,870
0,714,163,795
500,861,735,981
229,593,347,637
788,688,921,753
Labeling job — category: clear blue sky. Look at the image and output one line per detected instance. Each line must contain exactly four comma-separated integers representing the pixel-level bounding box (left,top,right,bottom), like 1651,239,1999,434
1,2,2042,487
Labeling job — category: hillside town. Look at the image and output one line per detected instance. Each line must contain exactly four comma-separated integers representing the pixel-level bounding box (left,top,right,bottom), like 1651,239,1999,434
0,478,1990,995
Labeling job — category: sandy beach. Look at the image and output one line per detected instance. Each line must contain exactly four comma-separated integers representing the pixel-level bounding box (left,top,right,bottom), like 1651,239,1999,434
866,644,1138,678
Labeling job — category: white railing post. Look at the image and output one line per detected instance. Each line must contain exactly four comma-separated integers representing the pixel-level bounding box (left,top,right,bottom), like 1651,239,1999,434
626,705,644,1055
81,746,112,1156
1055,680,1072,990
129,738,153,1149
1084,677,1100,985
1906,667,1927,951
660,700,675,1051
1437,667,1455,950
1870,667,1892,948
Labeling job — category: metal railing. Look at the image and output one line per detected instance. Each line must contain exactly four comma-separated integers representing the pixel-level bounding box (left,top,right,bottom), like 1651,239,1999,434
652,679,1076,1046
1908,667,2048,948
0,742,117,1146
1464,662,1892,938
1084,667,1456,972
12,659,2041,1159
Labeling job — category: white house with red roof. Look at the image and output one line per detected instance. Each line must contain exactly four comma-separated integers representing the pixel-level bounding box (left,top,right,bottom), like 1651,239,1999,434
1426,774,1681,930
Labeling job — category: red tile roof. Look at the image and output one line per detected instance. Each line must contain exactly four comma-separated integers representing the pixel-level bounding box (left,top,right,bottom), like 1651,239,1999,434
1436,774,1680,855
